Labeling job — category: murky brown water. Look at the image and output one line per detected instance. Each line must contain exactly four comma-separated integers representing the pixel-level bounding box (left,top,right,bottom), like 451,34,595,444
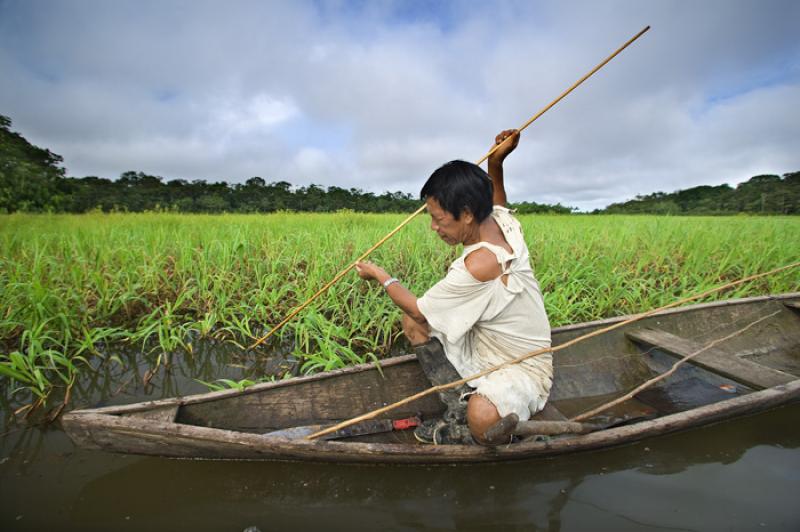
1,345,798,531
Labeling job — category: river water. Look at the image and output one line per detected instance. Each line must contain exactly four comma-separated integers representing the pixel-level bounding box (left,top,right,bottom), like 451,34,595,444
1,345,798,532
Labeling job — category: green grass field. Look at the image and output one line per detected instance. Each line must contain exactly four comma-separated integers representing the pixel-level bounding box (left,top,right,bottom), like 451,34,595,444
1,212,798,404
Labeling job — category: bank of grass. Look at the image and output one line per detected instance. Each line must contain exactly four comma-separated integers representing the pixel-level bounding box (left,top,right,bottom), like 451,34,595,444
1,212,798,405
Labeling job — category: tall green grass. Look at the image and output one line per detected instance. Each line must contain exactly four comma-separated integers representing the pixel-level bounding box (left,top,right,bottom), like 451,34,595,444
1,212,798,405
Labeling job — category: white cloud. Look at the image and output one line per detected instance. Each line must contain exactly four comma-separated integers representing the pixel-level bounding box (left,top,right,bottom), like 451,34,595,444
1,0,798,210
209,94,298,133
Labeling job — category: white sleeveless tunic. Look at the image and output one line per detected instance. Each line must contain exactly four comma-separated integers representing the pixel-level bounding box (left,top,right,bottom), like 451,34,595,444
417,206,553,420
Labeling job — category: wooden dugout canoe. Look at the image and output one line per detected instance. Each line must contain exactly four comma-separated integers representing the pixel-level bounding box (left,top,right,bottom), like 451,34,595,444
62,293,800,464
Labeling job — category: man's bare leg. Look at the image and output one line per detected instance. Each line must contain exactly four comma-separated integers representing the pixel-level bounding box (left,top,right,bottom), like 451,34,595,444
468,394,519,445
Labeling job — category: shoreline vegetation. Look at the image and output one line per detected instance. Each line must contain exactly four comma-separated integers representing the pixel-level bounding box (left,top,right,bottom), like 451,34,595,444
1,212,799,411
1,114,798,216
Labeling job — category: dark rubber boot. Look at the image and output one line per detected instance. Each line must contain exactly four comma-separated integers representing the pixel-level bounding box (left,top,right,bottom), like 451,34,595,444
414,338,471,421
413,338,474,444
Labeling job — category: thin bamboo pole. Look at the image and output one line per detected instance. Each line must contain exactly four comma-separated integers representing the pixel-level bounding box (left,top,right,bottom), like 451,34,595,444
307,260,799,440
248,203,428,349
569,309,783,422
248,25,651,350
476,25,650,166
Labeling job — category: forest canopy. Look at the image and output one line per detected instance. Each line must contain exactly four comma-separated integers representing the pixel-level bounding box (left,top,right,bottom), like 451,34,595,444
1,114,796,215
601,174,799,215
0,115,570,214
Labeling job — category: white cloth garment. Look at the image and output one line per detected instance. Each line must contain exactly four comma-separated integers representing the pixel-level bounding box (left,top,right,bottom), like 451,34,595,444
417,205,553,420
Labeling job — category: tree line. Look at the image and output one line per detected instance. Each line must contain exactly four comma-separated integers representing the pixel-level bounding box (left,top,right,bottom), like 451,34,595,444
1,114,796,215
0,114,570,214
600,174,799,215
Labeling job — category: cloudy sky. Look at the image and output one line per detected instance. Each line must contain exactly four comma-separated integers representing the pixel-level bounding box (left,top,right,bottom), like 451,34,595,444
1,0,798,210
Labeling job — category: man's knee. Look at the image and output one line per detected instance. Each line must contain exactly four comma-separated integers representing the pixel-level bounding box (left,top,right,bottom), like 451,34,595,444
467,394,502,444
402,314,430,346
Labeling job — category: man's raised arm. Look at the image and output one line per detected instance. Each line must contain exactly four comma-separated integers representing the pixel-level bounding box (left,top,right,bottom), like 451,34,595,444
487,129,520,207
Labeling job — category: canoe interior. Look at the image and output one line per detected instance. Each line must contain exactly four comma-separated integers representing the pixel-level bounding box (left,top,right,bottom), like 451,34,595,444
65,293,800,460
134,294,800,444
547,294,799,421
171,356,445,441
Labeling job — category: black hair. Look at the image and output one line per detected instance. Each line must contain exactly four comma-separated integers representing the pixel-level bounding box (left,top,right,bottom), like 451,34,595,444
420,160,493,221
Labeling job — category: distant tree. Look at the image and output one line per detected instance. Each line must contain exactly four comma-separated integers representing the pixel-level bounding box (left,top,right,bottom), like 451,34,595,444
165,179,191,209
264,181,293,210
0,115,67,212
296,184,326,211
197,193,229,212
600,173,797,215
675,184,733,213
511,200,574,214
117,170,165,211
734,174,781,213
782,172,800,214
233,176,269,212
65,176,117,212
245,176,266,188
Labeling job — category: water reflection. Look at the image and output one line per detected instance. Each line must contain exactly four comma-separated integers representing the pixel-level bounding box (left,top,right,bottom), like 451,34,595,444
61,404,799,532
0,340,296,420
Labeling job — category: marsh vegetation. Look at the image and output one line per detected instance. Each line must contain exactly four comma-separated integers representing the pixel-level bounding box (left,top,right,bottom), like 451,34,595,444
1,212,798,409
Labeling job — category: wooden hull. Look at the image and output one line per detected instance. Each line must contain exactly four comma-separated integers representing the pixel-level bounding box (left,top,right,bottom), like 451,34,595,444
62,293,800,464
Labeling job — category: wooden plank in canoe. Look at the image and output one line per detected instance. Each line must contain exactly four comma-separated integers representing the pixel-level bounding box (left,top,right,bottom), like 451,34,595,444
530,402,568,422
784,301,800,312
626,328,795,390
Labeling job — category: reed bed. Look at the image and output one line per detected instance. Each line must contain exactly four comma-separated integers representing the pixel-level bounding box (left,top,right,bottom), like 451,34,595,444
1,212,798,405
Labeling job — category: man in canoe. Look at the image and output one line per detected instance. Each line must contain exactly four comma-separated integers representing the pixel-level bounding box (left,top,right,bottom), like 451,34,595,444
355,129,553,445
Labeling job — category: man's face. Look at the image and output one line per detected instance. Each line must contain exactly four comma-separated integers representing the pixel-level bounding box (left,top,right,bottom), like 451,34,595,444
426,197,469,246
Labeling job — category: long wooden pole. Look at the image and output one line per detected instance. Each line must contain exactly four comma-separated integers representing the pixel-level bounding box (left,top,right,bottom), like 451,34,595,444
249,25,651,350
307,261,799,440
569,309,783,422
